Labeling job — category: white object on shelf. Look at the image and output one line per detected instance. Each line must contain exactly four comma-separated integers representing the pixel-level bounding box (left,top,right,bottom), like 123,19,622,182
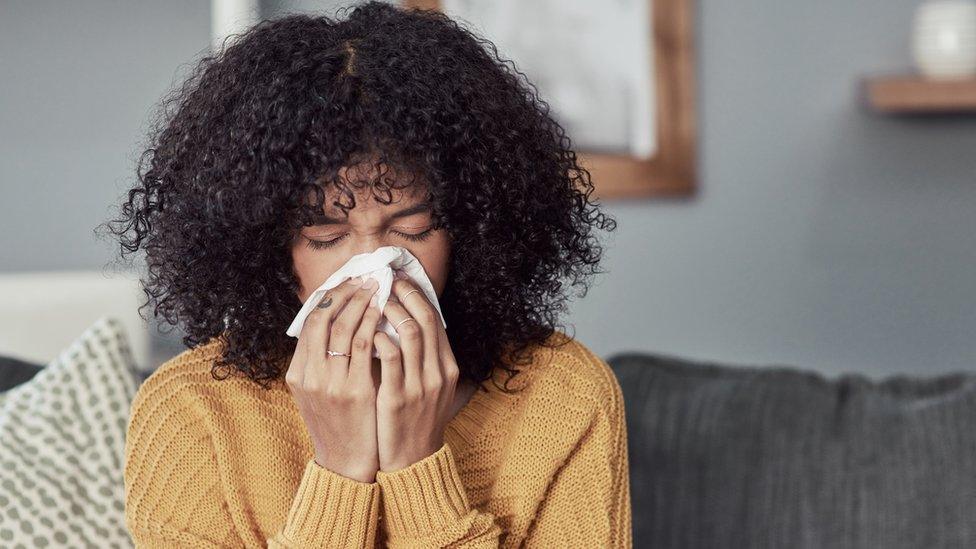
912,0,976,78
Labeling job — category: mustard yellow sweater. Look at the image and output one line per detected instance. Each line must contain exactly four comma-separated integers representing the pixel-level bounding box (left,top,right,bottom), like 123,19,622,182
123,332,632,548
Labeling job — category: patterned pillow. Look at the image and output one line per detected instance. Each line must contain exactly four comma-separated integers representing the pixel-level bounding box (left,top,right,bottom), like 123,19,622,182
0,316,139,547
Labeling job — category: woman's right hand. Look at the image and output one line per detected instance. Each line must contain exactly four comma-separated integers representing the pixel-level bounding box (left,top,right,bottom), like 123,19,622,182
285,277,382,483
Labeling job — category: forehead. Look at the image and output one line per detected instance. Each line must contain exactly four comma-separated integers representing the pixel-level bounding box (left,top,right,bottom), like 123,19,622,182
307,159,431,220
319,180,428,215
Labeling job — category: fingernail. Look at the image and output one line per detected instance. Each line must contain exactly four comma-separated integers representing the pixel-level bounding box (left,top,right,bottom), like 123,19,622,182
347,277,364,286
369,295,378,308
363,278,378,289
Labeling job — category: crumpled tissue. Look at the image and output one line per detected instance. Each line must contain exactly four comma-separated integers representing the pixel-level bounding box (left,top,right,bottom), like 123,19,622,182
285,246,446,355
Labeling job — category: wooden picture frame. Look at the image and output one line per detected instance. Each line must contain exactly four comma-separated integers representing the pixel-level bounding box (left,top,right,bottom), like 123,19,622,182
400,0,697,199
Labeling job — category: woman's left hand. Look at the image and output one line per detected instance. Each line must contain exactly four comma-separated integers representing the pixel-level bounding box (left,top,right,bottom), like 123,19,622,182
373,275,460,472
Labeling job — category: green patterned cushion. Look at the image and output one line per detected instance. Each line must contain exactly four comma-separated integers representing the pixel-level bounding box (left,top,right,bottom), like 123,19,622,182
0,316,139,547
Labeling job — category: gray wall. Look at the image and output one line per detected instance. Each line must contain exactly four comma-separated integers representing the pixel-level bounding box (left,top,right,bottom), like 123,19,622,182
2,0,973,377
0,0,211,270
0,1,212,362
570,0,976,378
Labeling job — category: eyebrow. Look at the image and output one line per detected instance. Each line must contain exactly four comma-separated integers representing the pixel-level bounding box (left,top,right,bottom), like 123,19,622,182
309,201,432,225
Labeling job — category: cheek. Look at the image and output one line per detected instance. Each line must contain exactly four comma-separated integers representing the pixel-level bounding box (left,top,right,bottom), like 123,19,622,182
291,244,345,303
412,232,451,297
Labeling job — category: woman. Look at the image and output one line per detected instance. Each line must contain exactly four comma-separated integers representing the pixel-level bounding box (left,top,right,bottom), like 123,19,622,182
110,2,629,547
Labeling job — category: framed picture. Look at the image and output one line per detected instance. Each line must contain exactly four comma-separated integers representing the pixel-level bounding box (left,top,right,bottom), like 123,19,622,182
401,0,697,199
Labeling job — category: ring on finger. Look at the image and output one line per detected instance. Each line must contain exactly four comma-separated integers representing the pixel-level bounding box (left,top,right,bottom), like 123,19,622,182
401,289,420,300
326,349,351,357
394,317,416,331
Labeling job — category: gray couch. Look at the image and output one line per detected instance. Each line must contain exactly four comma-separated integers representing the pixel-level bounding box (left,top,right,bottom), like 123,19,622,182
607,352,976,549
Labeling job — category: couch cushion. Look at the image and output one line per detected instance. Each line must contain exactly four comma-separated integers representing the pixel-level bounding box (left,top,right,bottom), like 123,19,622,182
0,316,138,547
0,354,44,392
608,352,976,549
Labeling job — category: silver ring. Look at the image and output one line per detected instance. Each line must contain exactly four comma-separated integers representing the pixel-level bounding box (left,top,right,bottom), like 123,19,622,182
326,350,351,357
393,317,416,331
402,289,421,300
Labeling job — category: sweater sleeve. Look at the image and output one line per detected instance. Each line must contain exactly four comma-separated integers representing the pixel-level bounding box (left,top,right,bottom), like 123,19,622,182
267,459,380,547
373,362,633,549
124,373,242,548
522,365,633,548
374,442,503,548
123,371,380,548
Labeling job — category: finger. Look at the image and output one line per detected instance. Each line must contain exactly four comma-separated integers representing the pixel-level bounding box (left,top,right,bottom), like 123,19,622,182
286,312,311,387
380,298,423,390
373,331,403,391
436,326,459,389
347,293,382,386
392,294,456,382
391,278,441,382
328,279,380,375
303,277,365,381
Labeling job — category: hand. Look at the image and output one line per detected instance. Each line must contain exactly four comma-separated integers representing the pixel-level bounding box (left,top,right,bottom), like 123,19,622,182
285,277,382,483
373,275,460,472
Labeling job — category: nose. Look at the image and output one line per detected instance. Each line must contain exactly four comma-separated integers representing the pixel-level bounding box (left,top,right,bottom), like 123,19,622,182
349,231,390,256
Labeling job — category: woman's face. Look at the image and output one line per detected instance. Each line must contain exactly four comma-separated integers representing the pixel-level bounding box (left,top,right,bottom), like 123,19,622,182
290,169,451,304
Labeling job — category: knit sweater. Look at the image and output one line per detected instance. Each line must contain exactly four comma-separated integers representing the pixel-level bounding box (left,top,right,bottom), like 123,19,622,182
123,331,632,548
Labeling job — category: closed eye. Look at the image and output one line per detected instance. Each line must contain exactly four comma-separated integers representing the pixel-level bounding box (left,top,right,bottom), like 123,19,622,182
303,227,434,250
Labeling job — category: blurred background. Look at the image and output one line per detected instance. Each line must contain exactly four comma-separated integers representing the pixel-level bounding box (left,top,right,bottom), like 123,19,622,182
1,0,974,377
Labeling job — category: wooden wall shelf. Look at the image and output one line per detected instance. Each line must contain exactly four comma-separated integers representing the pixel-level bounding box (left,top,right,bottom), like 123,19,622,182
863,75,976,113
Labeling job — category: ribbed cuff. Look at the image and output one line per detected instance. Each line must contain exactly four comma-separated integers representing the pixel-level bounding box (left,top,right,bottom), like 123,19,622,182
374,442,471,539
280,458,380,547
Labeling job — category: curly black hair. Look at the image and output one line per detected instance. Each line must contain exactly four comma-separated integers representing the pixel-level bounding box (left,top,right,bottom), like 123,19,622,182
101,1,616,392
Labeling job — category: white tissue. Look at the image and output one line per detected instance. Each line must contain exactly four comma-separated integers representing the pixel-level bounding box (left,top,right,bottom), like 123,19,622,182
285,246,446,355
